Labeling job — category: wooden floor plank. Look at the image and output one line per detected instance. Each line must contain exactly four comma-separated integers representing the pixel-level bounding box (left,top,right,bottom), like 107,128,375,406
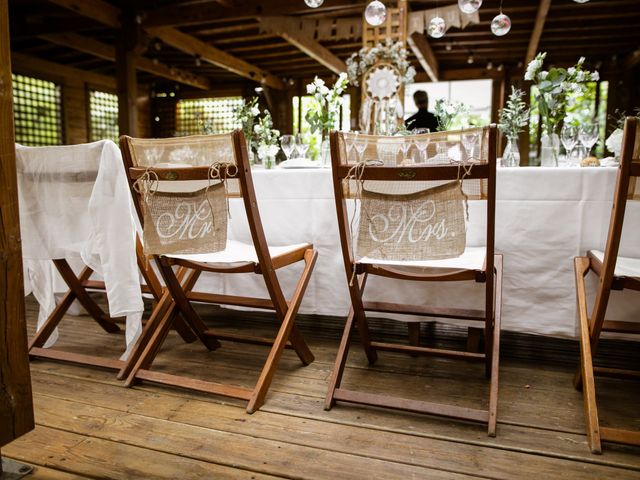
29,370,640,479
4,425,281,480
22,298,640,479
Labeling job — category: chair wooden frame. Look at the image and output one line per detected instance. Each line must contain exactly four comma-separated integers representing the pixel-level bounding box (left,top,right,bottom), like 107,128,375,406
325,126,502,436
119,130,316,413
25,154,197,371
573,116,640,454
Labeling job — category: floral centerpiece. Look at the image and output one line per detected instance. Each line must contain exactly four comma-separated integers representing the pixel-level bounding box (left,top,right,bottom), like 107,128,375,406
305,73,349,137
253,111,280,169
434,99,469,132
233,96,261,154
498,87,529,167
525,52,599,165
346,39,416,87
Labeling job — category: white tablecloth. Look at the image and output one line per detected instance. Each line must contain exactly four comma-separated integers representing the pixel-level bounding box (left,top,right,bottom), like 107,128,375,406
17,141,143,356
195,166,640,338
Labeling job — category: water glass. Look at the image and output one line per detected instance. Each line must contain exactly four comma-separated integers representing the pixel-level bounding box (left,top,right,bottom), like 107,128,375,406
579,123,599,157
280,135,295,161
295,133,309,159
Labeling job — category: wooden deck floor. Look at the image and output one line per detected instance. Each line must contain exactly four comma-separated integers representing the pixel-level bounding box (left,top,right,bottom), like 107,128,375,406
5,297,640,479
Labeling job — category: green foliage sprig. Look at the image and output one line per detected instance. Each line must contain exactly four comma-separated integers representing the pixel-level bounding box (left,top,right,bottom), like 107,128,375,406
498,87,529,138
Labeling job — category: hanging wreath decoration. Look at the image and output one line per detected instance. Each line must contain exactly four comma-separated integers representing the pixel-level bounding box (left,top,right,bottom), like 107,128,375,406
346,38,416,88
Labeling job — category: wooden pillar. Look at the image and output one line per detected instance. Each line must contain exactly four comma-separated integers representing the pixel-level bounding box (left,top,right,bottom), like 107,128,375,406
116,12,139,136
0,0,35,449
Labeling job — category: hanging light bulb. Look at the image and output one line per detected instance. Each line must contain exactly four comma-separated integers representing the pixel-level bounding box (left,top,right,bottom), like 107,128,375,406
458,0,482,14
491,13,511,36
365,0,387,26
467,54,474,64
304,0,324,7
428,16,446,38
573,0,589,3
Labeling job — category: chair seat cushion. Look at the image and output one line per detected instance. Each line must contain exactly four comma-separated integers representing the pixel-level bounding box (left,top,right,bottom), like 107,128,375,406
166,239,310,266
590,250,640,278
359,246,486,271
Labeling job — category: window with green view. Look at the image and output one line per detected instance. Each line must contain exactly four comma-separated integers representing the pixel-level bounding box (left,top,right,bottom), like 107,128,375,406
89,90,119,143
175,97,244,136
12,74,63,146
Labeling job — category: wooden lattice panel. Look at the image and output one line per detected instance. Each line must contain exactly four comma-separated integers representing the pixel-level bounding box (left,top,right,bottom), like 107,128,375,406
362,0,408,48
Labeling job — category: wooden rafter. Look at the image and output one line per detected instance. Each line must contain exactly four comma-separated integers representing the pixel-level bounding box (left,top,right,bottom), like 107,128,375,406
407,32,439,82
143,0,366,28
147,26,285,89
40,33,211,90
525,0,552,65
259,17,346,75
46,0,120,28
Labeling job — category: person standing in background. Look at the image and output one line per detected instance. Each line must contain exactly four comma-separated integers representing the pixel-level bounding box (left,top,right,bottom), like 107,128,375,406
405,90,439,132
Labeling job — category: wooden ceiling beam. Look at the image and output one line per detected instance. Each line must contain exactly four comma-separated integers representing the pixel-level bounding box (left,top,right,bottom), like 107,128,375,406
407,32,439,82
258,18,346,74
45,0,120,28
525,0,552,65
147,26,285,89
143,0,364,28
40,32,211,89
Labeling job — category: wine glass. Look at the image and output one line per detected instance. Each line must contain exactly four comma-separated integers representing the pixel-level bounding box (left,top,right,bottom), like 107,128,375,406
353,132,367,163
413,128,430,163
295,133,309,160
561,124,578,162
462,132,478,162
579,123,599,157
280,135,295,162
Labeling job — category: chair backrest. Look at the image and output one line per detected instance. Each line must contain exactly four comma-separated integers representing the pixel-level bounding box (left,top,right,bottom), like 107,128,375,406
330,126,497,272
119,130,275,268
599,116,640,285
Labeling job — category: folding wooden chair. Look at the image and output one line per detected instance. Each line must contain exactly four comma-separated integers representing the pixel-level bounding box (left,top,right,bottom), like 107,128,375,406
325,126,502,436
119,131,317,413
574,116,640,454
19,142,196,372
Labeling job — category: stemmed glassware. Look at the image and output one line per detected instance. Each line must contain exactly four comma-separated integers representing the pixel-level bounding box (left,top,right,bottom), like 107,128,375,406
413,128,430,164
399,138,411,163
280,135,295,162
579,122,599,158
295,132,309,160
353,131,367,163
462,131,478,162
560,124,579,165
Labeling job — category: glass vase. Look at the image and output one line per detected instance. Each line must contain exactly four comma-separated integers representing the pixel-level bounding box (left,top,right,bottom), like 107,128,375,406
264,155,275,170
540,132,560,167
321,137,331,168
502,135,520,167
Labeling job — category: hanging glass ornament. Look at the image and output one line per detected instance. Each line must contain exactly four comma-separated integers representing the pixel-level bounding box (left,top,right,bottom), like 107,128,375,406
304,0,324,7
573,0,589,3
365,1,387,26
428,16,446,39
458,0,482,14
491,13,511,36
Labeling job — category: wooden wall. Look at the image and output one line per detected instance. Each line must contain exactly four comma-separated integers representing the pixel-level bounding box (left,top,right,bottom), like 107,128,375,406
0,0,35,450
11,53,150,143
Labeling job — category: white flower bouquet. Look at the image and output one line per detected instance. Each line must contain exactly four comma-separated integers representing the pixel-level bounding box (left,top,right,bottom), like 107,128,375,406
233,96,261,149
253,111,280,167
525,52,599,135
434,99,469,132
305,73,349,136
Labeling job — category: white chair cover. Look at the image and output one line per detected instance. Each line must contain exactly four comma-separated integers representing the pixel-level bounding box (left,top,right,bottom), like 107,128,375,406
16,140,143,358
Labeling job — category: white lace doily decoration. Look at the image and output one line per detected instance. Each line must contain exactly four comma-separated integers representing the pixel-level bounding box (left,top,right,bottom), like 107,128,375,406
365,65,400,100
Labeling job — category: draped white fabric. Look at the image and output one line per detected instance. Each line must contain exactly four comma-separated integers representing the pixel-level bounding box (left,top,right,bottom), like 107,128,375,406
17,141,143,357
195,166,640,338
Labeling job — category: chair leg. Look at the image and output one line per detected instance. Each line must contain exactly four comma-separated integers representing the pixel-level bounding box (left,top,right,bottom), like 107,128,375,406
324,306,356,411
29,265,94,350
246,249,317,413
574,256,602,454
52,259,120,334
487,255,503,437
348,273,377,364
287,325,315,366
157,259,220,351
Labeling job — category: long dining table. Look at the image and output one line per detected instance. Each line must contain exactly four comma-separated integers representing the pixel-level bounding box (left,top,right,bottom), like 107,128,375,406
197,165,640,339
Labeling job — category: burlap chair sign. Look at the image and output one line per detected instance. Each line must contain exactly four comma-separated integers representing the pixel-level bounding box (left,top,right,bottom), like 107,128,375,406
140,180,227,256
357,180,466,261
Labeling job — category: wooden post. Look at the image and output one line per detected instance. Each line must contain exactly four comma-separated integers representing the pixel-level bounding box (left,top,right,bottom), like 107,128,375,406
0,0,35,449
116,12,140,136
